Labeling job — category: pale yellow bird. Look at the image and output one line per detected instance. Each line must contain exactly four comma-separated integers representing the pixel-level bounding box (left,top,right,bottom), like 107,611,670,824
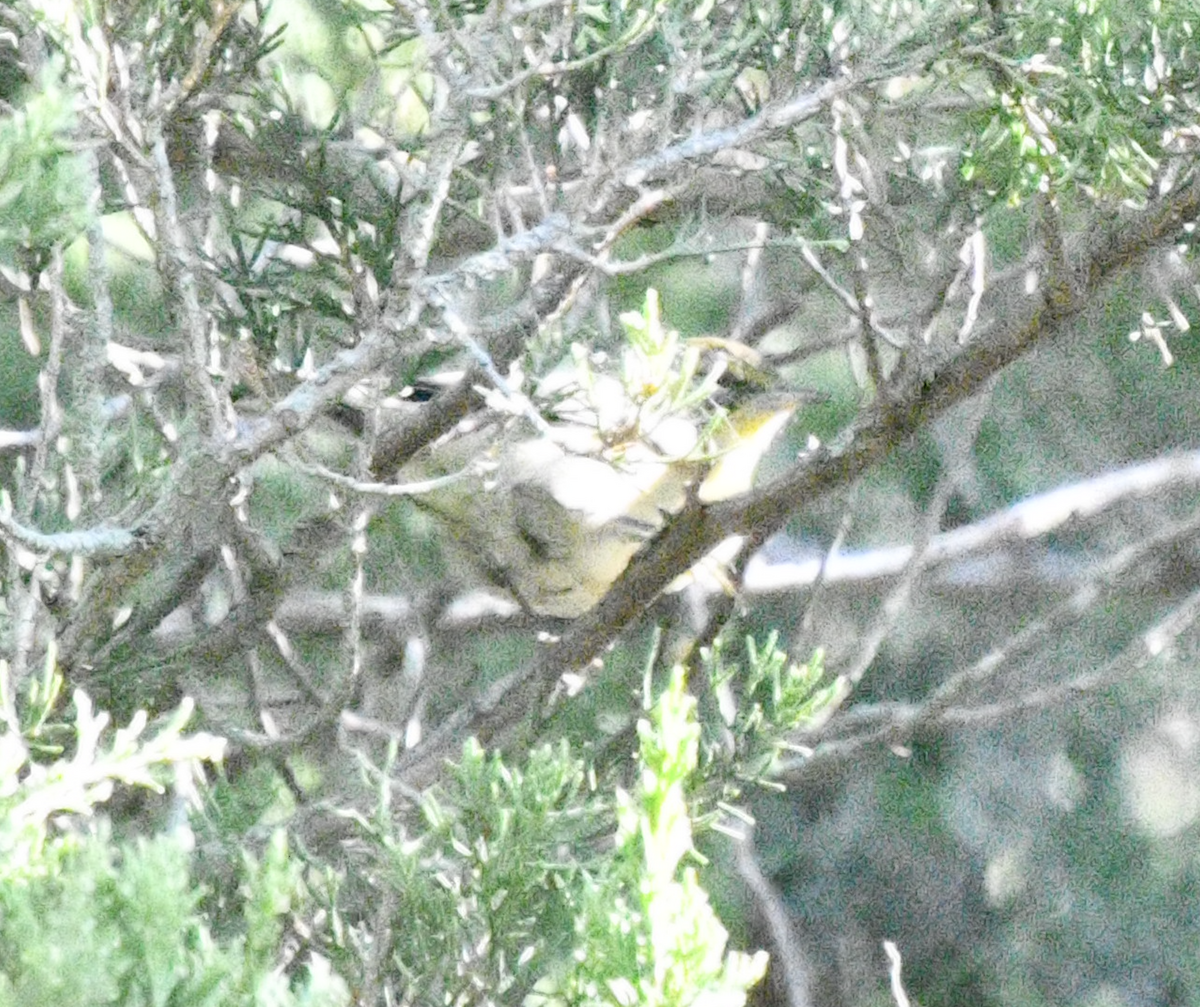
404,289,803,617
409,391,798,618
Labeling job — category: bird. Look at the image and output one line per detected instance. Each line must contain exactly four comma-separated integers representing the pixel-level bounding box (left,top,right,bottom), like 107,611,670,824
400,293,809,617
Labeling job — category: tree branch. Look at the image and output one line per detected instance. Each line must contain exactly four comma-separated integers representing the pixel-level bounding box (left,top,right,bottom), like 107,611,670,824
393,167,1200,786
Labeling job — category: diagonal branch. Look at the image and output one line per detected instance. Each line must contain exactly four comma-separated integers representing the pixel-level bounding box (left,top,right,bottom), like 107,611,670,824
391,168,1200,787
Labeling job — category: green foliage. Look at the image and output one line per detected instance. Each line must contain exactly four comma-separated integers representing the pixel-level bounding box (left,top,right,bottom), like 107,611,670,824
615,289,724,420
549,666,767,1007
0,659,225,875
0,828,350,1007
728,635,832,741
308,634,823,1006
0,62,91,263
960,0,1195,203
700,633,833,789
0,628,814,1007
0,662,347,1007
353,738,604,1002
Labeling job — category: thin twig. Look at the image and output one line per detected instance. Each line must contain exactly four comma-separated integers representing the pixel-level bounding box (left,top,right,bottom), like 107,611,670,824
734,829,814,1007
291,455,475,497
819,381,994,721
0,509,140,557
150,134,225,436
